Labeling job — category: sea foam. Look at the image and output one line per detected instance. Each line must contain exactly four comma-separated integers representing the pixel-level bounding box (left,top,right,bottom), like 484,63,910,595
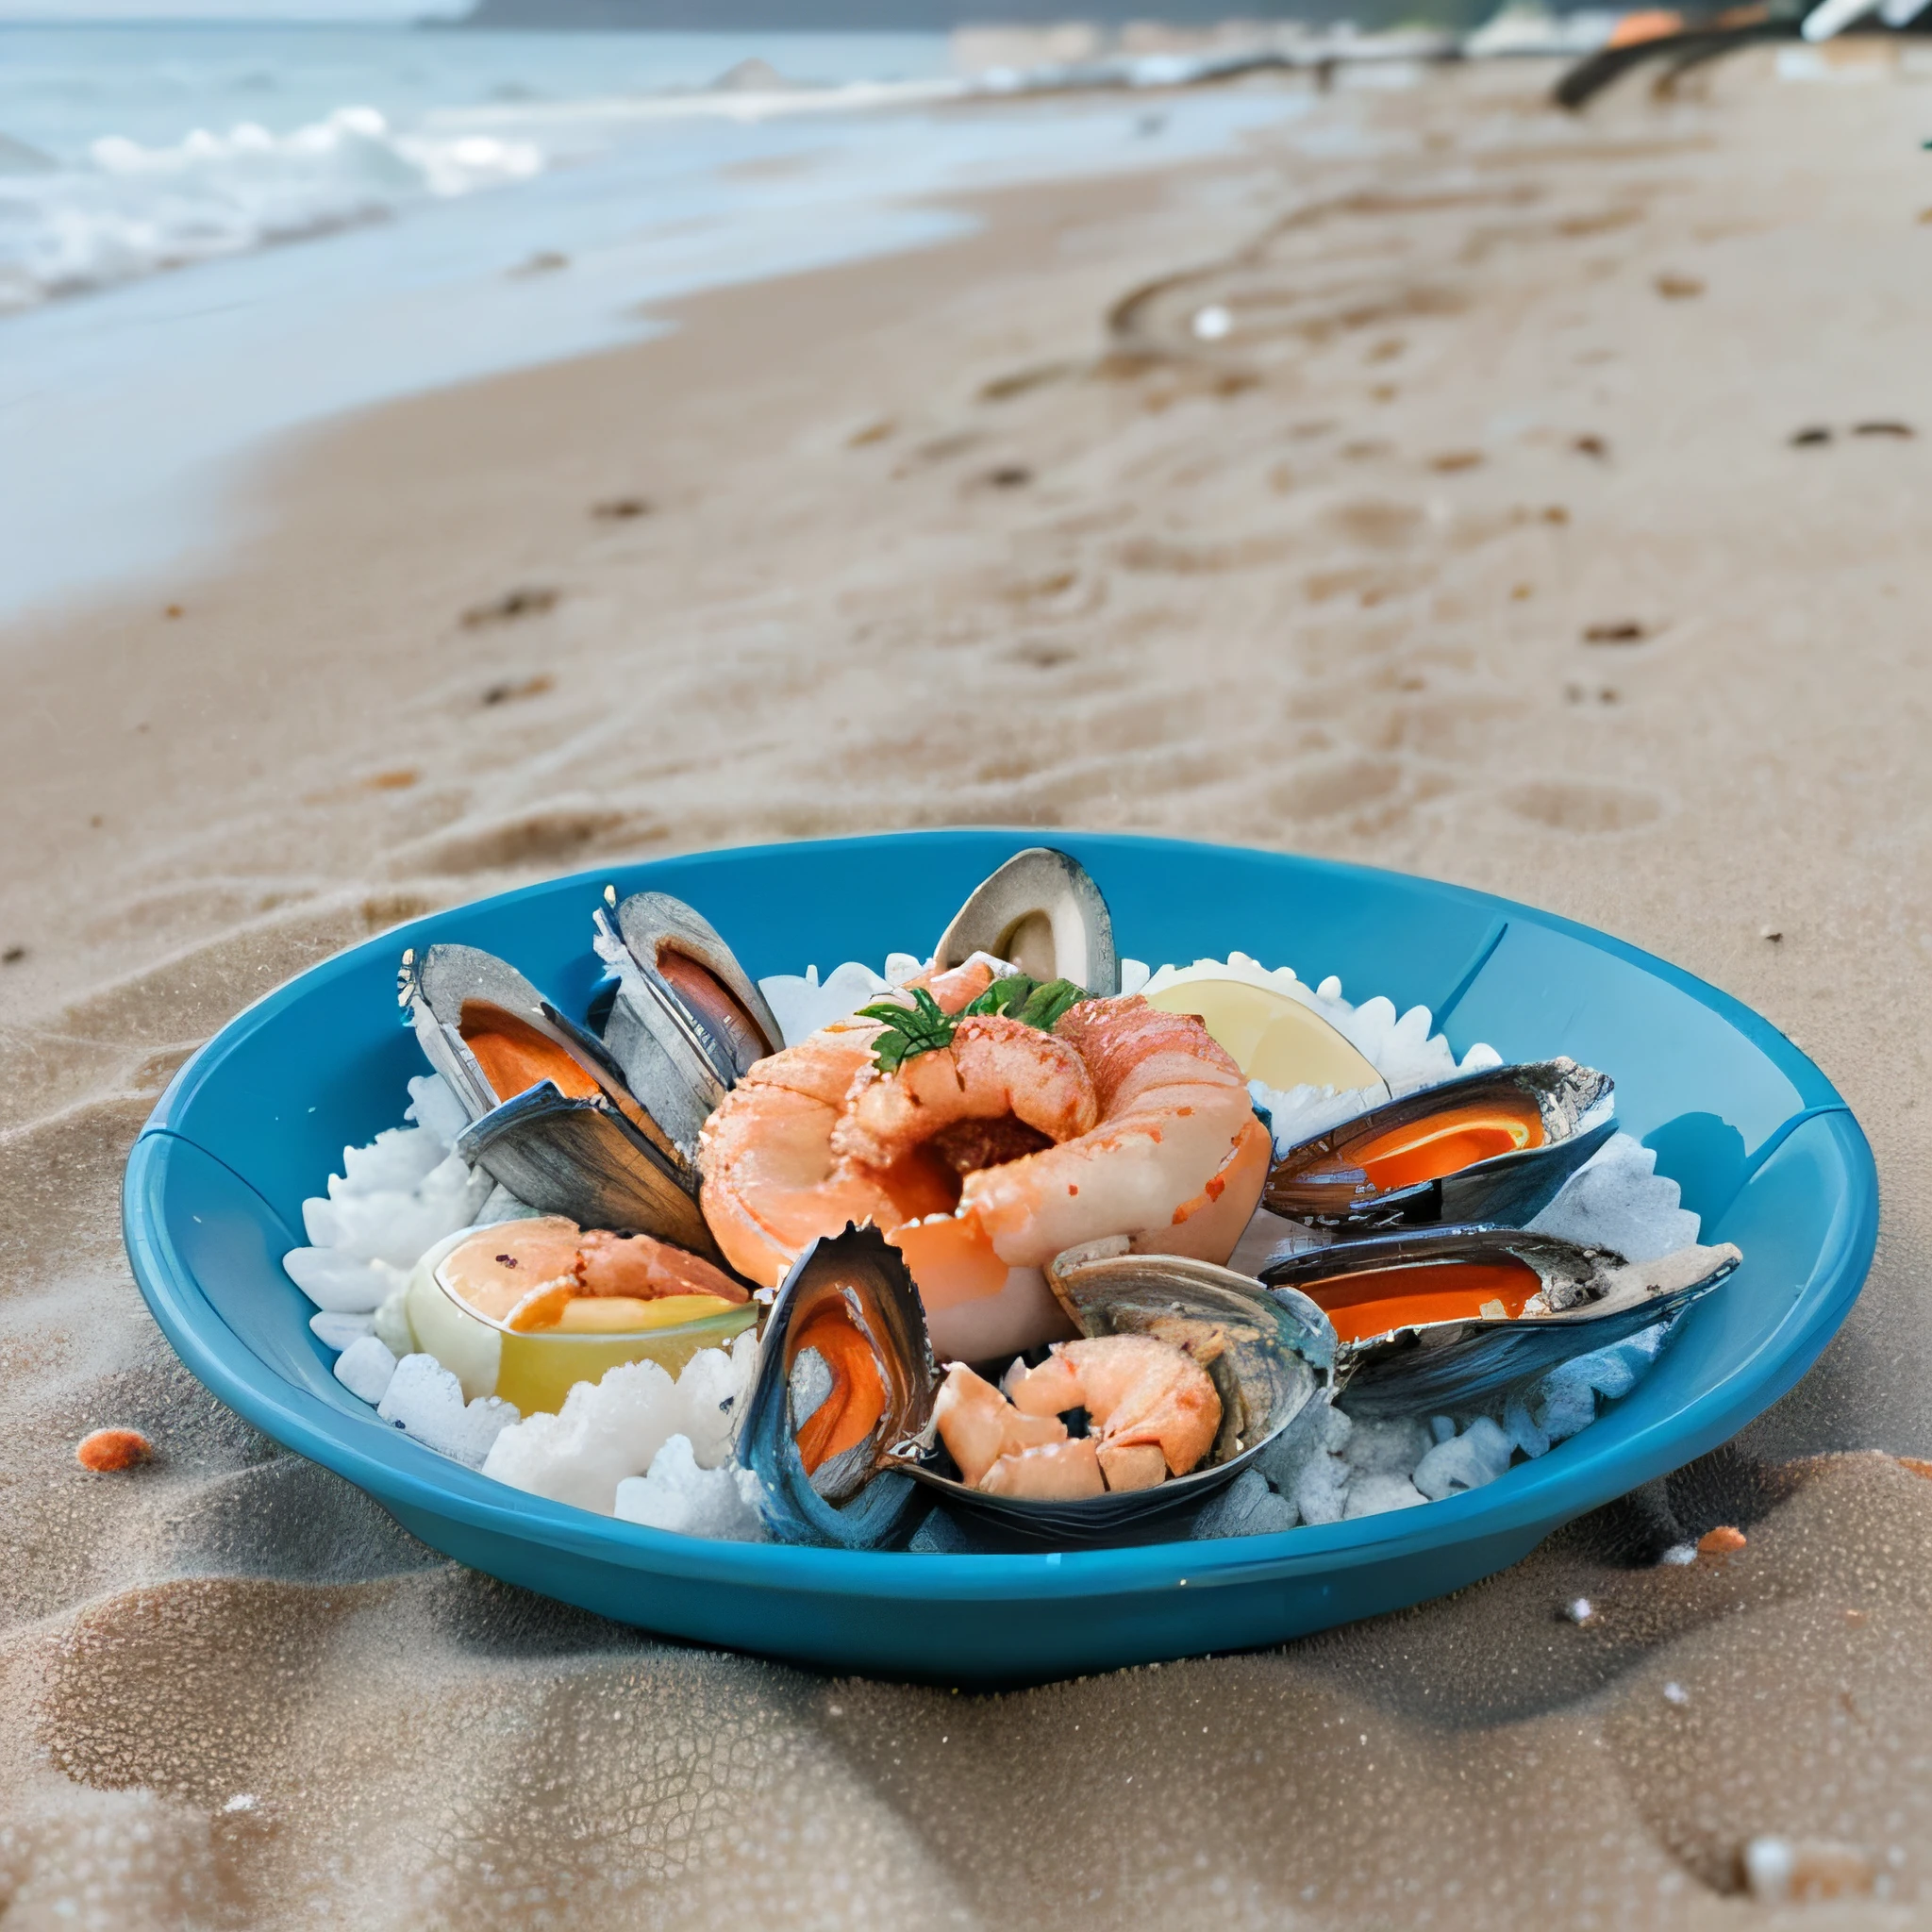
0,106,541,314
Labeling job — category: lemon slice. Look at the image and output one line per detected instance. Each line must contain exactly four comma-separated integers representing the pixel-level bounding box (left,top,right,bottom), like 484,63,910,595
1142,960,1386,1095
550,1293,741,1334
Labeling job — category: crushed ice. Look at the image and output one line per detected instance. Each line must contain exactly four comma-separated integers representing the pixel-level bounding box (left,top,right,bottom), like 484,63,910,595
284,953,1704,1547
480,1336,758,1517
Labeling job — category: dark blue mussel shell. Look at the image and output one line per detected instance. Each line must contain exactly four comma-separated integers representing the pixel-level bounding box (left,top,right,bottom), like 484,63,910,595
739,1224,939,1551
399,939,720,1259
1259,1224,1740,1418
1262,1058,1617,1234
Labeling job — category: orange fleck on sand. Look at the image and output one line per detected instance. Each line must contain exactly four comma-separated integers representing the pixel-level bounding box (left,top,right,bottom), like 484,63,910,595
1897,1455,1932,1480
1698,1524,1747,1555
1607,8,1682,44
76,1428,152,1472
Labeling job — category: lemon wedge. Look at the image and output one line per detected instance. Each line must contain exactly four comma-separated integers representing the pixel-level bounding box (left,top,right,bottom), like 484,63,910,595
1142,960,1387,1095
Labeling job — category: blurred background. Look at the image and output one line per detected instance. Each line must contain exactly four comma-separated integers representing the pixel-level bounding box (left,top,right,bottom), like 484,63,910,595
8,0,1886,614
7,0,1932,1923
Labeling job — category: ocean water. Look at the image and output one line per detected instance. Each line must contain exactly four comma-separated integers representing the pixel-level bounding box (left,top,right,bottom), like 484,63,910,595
0,25,963,312
0,24,1310,619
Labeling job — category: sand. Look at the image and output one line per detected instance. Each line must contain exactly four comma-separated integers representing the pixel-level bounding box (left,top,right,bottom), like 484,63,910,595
6,48,1932,1926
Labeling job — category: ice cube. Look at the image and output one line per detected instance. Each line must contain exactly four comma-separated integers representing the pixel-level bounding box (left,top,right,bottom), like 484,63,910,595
1190,1468,1299,1539
1412,1417,1514,1501
377,1354,517,1468
333,1335,397,1406
1293,1451,1350,1525
405,1073,470,1152
1342,1414,1432,1476
309,1308,375,1351
1343,1471,1428,1518
283,1246,390,1314
613,1436,768,1541
338,1125,445,1199
1528,1132,1702,1260
481,1357,681,1514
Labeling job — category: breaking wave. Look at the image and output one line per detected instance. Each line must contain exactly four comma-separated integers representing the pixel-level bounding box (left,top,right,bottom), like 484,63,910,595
0,106,544,314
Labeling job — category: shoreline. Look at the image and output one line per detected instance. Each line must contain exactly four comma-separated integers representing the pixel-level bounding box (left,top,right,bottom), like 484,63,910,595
0,70,1307,625
8,51,1932,1923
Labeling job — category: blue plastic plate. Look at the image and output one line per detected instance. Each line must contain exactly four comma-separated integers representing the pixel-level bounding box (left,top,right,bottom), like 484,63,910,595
123,831,1876,1681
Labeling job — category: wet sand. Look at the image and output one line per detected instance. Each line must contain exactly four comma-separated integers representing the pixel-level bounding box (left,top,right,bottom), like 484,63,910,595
6,49,1932,1926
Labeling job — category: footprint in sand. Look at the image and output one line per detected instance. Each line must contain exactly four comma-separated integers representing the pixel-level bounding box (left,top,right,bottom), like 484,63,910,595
1506,779,1662,834
1268,758,1406,822
394,808,654,877
976,364,1074,405
1010,641,1077,670
1790,424,1913,446
481,673,555,708
460,586,559,628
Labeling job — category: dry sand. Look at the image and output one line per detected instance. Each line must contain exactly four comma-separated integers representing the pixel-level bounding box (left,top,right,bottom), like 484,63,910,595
6,48,1932,1927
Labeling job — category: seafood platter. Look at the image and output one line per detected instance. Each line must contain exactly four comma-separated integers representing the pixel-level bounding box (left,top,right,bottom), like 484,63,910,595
124,832,1875,1677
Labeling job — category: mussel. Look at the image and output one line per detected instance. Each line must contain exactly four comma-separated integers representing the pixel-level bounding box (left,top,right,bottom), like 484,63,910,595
591,888,784,1158
740,1227,1334,1548
736,1223,938,1550
933,848,1121,996
921,1238,1336,1541
1263,1058,1616,1232
1259,1224,1740,1417
398,942,719,1259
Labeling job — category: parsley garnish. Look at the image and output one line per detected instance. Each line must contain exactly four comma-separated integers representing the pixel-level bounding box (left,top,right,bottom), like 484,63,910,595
859,974,1089,1073
856,988,958,1074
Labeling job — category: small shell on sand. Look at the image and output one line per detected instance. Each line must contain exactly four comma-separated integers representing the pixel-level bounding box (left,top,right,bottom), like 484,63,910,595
1697,1524,1747,1556
1740,1836,1875,1904
75,1427,152,1472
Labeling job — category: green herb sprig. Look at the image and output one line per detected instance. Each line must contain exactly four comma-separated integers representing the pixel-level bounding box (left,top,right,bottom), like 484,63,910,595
857,974,1089,1074
966,974,1087,1031
855,987,958,1074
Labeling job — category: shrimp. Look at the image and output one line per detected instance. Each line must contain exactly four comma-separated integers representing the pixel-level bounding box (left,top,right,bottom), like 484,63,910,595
1006,1334,1221,1486
699,988,1271,1362
930,1359,1070,1483
891,997,1271,1354
439,1216,747,1334
933,1334,1221,1499
832,1014,1098,1171
699,958,996,1288
973,997,1273,1271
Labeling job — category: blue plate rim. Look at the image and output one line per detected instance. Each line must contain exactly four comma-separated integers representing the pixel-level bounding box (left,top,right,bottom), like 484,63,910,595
122,828,1880,1604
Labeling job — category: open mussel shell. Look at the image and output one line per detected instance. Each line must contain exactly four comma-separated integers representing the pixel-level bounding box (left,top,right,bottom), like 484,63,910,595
455,1089,720,1261
933,847,1120,996
398,941,718,1259
1263,1058,1616,1232
1259,1224,1740,1418
903,1241,1335,1546
738,1224,939,1551
592,889,784,1157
